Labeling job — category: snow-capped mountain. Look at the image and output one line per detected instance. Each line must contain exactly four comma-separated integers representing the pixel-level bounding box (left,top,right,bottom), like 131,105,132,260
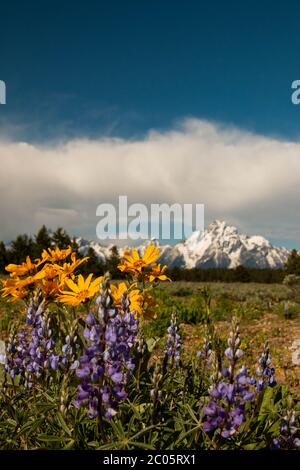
76,220,290,269
76,237,112,263
158,220,290,269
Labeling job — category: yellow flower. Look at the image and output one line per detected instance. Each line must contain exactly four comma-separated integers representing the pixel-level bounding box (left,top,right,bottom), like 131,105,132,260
2,287,27,302
148,264,171,282
118,245,160,275
39,263,61,280
140,291,158,319
138,290,158,318
128,290,143,316
41,245,72,263
140,245,160,264
111,282,143,316
2,246,90,304
40,278,63,300
20,271,46,286
57,274,103,306
53,253,88,281
1,278,24,301
5,256,36,277
1,271,46,301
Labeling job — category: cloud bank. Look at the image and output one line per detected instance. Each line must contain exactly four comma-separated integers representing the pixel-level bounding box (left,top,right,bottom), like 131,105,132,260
1,118,300,244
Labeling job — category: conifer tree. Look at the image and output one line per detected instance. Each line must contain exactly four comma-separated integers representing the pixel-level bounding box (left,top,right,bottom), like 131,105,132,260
285,249,300,275
52,227,72,248
34,225,52,256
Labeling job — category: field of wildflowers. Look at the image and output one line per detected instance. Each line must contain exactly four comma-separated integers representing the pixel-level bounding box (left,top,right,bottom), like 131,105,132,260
0,245,299,450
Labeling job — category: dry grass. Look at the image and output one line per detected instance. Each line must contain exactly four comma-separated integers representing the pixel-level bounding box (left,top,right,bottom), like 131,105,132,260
181,313,300,396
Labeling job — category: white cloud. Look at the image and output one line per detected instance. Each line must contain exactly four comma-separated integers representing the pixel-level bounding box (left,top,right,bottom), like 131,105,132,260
1,118,300,244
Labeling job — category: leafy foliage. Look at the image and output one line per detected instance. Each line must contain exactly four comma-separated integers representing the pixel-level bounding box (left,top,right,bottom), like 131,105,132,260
0,245,299,450
0,311,298,449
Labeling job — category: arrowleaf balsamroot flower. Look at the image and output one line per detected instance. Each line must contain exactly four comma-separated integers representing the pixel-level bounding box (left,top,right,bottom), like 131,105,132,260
1,271,46,302
39,278,63,300
5,256,37,277
110,282,143,316
1,277,28,302
118,244,160,275
1,245,90,303
53,253,88,281
148,264,171,282
139,290,159,319
40,245,73,263
58,274,103,306
116,244,170,319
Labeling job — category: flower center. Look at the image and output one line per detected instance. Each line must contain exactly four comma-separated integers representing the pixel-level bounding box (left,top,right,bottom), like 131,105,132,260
78,290,89,302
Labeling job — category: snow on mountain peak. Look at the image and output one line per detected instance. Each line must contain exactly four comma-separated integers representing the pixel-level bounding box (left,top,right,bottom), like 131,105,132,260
75,221,290,270
173,221,289,269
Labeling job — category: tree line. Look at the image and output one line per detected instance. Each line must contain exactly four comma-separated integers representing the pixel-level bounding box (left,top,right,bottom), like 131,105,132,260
1,226,300,283
0,226,124,279
168,265,285,283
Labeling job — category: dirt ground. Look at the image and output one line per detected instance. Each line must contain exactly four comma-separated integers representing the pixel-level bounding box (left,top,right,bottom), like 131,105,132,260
181,313,300,396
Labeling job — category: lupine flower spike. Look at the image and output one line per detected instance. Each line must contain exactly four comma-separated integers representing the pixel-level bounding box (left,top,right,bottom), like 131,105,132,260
273,410,300,449
75,275,138,420
197,325,213,366
3,291,59,387
203,317,254,439
255,343,276,392
164,311,182,368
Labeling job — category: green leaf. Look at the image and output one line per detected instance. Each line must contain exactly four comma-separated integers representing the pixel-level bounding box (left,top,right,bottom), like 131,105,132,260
57,412,72,436
37,434,65,443
63,439,75,449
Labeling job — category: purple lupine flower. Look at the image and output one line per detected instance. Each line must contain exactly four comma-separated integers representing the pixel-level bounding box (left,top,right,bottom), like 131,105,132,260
60,320,79,371
197,326,213,365
3,293,58,387
203,366,254,438
136,330,147,356
164,311,181,367
224,317,244,380
75,277,138,420
255,343,276,392
150,364,163,402
272,410,300,449
203,317,255,438
26,295,44,325
3,327,22,381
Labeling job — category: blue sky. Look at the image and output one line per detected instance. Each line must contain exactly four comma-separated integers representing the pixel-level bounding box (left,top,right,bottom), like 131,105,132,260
1,0,300,141
1,1,300,248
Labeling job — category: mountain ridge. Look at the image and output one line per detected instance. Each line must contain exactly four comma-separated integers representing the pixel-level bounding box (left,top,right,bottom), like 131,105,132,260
76,220,290,269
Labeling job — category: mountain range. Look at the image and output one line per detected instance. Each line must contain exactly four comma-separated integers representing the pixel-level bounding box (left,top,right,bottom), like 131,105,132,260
76,220,290,269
